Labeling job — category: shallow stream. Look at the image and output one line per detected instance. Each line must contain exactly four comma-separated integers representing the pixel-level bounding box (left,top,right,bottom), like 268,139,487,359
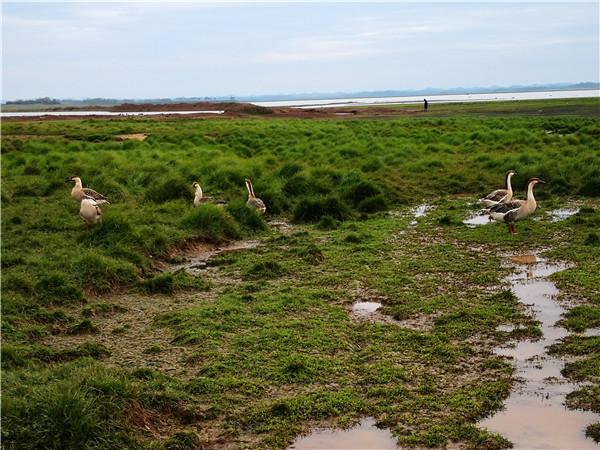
478,253,598,448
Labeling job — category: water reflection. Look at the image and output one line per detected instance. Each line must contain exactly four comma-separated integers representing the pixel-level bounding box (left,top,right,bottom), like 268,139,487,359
290,417,399,449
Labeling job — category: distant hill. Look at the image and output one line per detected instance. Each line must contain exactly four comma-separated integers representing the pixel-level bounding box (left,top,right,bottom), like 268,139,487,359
3,82,598,106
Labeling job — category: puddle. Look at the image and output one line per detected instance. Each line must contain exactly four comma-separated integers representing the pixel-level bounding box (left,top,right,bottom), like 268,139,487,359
352,301,382,316
547,207,580,222
167,240,260,276
478,253,598,448
508,254,538,265
289,417,399,449
409,204,434,225
581,328,600,338
463,211,491,227
495,324,527,333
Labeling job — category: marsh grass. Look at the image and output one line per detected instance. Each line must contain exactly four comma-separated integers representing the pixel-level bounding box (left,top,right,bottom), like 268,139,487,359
2,100,599,449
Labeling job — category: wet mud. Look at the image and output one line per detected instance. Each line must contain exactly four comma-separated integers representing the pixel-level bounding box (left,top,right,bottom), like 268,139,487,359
167,240,260,276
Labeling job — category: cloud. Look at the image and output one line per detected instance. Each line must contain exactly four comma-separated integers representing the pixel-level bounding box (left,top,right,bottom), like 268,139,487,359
252,19,454,63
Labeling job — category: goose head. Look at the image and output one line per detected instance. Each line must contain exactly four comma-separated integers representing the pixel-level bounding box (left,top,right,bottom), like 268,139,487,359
528,177,546,185
66,175,81,183
506,170,516,177
192,181,200,189
245,178,253,195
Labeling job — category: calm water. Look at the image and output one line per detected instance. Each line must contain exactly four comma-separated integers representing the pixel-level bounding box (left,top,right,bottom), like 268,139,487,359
289,417,399,450
478,254,598,449
253,89,599,109
352,301,382,316
0,110,224,118
463,211,491,227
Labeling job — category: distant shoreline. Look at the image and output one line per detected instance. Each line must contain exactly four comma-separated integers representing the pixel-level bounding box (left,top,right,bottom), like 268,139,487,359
252,89,600,109
2,83,598,110
1,89,598,117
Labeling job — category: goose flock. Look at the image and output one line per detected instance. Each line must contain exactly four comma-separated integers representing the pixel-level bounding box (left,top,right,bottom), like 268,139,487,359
480,170,545,234
66,176,267,227
68,172,544,234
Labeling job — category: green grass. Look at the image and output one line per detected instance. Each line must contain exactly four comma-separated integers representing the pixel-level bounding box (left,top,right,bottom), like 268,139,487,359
2,99,599,449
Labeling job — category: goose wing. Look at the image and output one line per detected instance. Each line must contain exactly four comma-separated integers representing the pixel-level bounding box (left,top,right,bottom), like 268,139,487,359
82,188,109,203
247,197,266,211
484,188,509,203
489,199,523,214
489,199,524,223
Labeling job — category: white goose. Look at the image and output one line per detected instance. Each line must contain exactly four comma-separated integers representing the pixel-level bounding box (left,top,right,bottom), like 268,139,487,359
245,178,266,214
480,170,516,207
79,196,108,227
192,181,204,206
67,176,109,203
489,177,545,234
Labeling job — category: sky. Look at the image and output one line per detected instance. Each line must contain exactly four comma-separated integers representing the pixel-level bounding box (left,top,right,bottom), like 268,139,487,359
1,1,599,100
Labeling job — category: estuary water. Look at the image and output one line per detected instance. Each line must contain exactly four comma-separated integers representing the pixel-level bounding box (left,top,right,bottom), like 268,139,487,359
0,110,225,118
252,89,599,109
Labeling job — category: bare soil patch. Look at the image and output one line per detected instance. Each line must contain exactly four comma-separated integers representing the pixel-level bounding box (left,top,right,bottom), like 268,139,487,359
114,133,147,141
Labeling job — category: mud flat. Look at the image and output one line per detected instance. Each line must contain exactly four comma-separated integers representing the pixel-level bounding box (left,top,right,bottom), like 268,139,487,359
479,253,598,449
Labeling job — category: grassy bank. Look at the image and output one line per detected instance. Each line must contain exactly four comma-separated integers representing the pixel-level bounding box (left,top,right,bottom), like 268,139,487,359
2,99,599,449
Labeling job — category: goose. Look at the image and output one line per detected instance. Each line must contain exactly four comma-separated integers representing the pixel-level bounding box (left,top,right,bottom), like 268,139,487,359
480,170,516,207
66,176,109,203
489,177,545,234
192,181,203,206
79,196,108,227
245,178,266,214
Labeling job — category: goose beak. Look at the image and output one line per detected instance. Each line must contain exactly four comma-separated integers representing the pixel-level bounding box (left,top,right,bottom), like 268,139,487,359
538,179,546,184
65,177,72,183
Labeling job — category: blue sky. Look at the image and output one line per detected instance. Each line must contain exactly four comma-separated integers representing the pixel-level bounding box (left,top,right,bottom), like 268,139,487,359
2,1,598,100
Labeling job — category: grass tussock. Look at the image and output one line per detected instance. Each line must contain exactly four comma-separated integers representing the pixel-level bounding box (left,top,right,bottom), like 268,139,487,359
182,204,240,242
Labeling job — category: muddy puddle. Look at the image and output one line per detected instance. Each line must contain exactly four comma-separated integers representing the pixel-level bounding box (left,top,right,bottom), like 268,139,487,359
167,240,260,276
352,301,382,316
478,253,598,448
289,417,399,449
463,211,491,227
547,207,580,222
582,328,600,337
409,204,434,226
